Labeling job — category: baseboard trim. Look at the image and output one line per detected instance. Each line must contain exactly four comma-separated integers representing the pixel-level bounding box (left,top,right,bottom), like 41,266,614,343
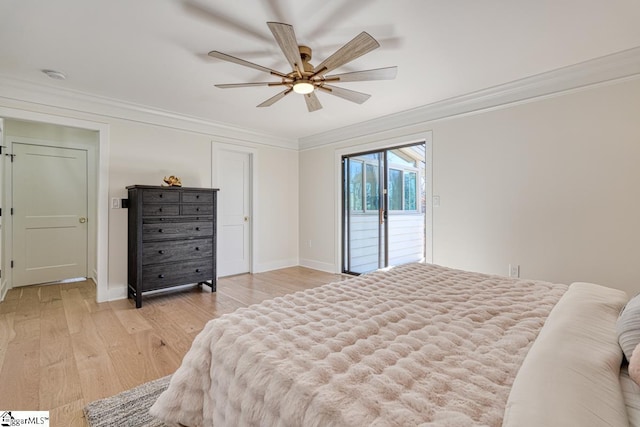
254,258,299,273
299,258,337,274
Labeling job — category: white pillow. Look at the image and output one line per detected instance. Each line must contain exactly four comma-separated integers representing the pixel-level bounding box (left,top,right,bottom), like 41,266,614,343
617,293,640,361
503,282,628,427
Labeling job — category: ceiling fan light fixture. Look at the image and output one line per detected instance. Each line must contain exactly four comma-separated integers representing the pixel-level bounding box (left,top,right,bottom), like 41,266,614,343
293,80,314,94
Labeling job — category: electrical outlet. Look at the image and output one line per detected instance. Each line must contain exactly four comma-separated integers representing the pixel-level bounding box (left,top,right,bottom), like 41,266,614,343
509,264,520,278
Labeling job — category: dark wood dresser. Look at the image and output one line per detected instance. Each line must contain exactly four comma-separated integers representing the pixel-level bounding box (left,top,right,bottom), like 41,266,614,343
127,185,219,308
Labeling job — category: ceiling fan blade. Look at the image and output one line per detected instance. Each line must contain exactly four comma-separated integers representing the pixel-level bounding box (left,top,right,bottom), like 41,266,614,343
257,88,293,107
215,82,281,88
183,0,271,43
306,0,372,40
320,85,371,104
325,66,397,83
263,0,289,24
208,51,288,78
313,32,380,75
267,22,304,75
304,92,323,112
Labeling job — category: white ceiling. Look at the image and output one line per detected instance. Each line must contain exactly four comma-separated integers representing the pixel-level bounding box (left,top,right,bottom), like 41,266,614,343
1,0,639,141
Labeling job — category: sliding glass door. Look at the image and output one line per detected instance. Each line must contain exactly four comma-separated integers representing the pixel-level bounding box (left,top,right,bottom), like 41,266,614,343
343,151,386,274
342,142,426,275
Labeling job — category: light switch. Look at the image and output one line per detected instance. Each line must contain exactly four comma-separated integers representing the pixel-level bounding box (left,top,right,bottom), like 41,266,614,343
111,198,120,209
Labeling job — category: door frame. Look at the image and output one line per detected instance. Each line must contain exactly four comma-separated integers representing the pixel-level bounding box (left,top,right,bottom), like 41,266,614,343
8,138,93,287
335,131,433,274
0,107,109,302
212,141,256,275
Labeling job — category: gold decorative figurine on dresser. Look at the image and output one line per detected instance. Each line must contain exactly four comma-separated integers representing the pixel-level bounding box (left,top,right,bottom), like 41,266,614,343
127,185,219,308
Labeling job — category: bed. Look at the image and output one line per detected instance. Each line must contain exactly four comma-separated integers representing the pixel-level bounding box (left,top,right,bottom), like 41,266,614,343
149,262,634,426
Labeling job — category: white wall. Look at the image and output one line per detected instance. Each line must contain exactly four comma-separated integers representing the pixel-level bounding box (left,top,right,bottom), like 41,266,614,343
299,147,337,272
250,146,299,272
0,97,299,301
107,122,299,299
299,77,640,296
107,122,212,299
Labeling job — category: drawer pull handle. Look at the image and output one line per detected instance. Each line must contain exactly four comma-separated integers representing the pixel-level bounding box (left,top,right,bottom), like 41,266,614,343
159,250,165,254
196,207,200,211
195,227,200,231
158,274,165,278
196,195,200,199
159,194,163,198
195,269,201,273
195,247,200,251
159,208,162,212
158,229,163,233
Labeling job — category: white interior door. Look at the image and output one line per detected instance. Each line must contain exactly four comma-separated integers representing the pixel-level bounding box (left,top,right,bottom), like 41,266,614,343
12,142,88,286
218,150,251,276
0,119,4,297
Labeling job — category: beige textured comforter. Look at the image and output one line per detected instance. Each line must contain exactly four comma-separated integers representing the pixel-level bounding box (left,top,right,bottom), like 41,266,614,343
150,263,567,426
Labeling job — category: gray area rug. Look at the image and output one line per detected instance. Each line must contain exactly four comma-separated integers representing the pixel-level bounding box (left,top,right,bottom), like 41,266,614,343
84,375,170,427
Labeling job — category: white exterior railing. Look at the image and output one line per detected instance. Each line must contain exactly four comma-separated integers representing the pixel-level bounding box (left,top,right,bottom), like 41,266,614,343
347,212,425,273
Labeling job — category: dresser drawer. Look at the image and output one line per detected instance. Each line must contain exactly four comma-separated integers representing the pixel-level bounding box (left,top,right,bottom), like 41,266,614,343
142,221,213,241
142,260,213,291
142,190,180,203
181,204,213,215
142,239,212,265
142,204,179,216
182,191,214,204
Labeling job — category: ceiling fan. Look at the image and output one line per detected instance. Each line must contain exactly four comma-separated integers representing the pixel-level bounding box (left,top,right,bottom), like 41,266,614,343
208,22,397,112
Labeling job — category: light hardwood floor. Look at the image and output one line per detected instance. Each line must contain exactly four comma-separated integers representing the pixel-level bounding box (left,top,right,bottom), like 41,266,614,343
0,267,346,426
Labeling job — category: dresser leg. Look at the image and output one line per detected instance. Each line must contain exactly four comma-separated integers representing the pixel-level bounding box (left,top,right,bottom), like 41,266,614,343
199,281,216,292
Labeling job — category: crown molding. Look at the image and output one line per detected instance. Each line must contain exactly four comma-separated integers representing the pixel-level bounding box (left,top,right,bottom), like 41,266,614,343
2,46,639,152
0,76,298,150
299,46,640,150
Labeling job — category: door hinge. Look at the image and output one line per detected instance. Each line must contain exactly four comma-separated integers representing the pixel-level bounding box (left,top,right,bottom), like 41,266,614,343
10,260,14,268
10,208,13,215
0,208,2,216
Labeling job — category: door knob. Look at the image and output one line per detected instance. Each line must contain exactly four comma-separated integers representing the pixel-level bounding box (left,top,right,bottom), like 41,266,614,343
79,217,87,223
244,216,249,222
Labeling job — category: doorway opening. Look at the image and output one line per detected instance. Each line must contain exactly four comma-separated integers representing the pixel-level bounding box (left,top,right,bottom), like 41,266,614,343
0,117,102,299
342,142,427,275
12,142,89,286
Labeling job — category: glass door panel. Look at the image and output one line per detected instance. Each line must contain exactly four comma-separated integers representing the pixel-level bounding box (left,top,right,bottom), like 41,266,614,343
343,152,385,274
386,146,425,267
343,142,426,275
